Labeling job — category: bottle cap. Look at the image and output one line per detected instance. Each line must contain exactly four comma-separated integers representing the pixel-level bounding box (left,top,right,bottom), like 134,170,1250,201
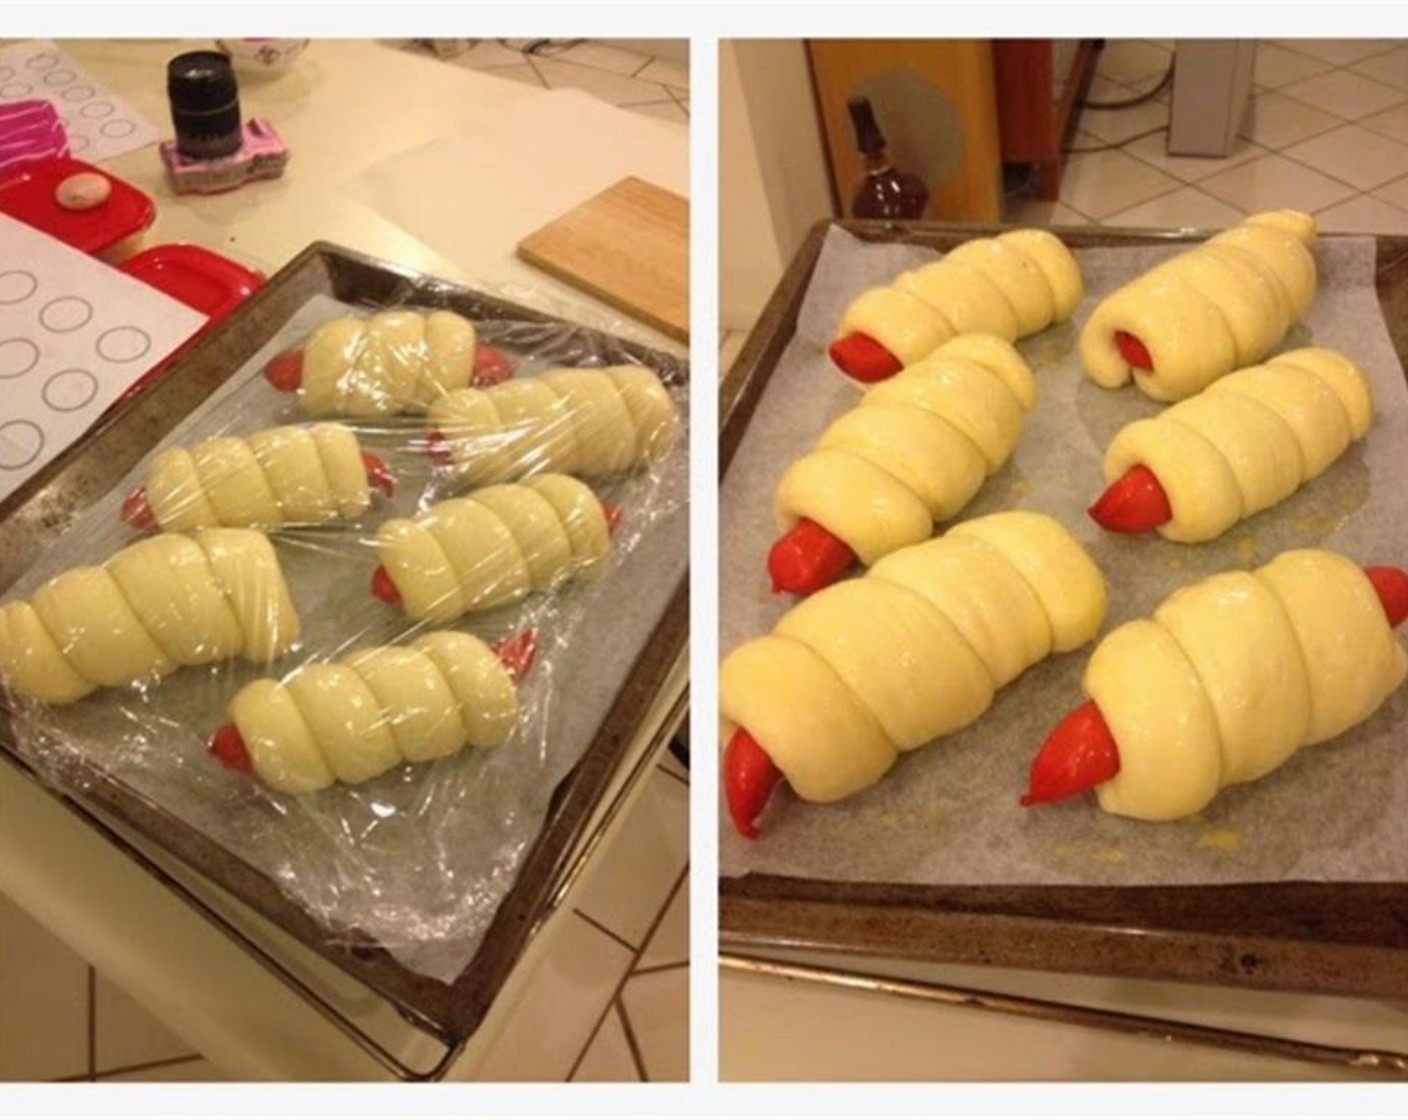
847,96,886,157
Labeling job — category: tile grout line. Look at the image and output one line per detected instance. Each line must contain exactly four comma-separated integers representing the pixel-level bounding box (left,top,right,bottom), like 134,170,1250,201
630,960,689,978
630,55,655,79
614,995,651,1082
57,1053,204,1083
563,863,689,1082
573,907,640,954
657,761,689,788
85,967,95,1080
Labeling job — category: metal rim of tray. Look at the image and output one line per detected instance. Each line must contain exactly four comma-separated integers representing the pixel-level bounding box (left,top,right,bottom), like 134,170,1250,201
0,241,691,1078
719,220,1408,1046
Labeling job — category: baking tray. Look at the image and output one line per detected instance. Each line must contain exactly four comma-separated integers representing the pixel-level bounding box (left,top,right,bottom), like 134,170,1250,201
719,220,1408,1000
0,242,690,1052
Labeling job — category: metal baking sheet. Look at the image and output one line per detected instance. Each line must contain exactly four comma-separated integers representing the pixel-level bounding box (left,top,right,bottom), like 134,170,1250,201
0,242,689,1044
719,220,1408,999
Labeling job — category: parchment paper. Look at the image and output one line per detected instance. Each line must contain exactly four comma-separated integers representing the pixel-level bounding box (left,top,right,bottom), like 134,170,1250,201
721,226,1408,886
4,294,689,982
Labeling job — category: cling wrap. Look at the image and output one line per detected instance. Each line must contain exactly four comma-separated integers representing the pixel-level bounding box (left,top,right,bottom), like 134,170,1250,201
0,290,689,983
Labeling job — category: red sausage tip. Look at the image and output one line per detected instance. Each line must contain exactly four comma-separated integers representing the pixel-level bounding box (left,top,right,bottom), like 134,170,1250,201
120,486,156,531
768,518,858,596
370,565,402,604
601,500,623,535
263,348,303,392
828,332,903,384
724,727,784,840
472,344,515,387
425,429,453,464
1364,566,1408,629
361,451,396,499
1114,330,1153,372
492,629,538,684
1089,465,1172,535
1021,700,1121,808
208,723,253,774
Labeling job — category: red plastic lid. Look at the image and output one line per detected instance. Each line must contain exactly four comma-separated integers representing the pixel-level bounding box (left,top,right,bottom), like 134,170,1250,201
0,156,155,255
118,243,264,321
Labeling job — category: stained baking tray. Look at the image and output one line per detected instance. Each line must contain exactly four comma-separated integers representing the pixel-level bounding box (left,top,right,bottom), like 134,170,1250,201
0,242,690,1057
719,220,1408,1000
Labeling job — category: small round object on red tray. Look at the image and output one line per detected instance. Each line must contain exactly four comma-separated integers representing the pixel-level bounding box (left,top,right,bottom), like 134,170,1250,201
54,171,112,211
0,156,154,259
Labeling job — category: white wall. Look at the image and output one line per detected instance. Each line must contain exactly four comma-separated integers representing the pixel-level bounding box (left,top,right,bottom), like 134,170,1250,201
720,40,834,331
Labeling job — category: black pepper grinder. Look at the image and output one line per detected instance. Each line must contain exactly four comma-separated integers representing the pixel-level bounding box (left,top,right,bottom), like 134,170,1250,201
167,50,243,160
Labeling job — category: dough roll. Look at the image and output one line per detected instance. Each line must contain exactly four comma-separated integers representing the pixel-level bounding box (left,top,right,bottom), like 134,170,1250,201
831,229,1083,372
131,423,383,532
426,365,680,486
1101,348,1372,542
1081,210,1318,401
0,529,300,705
273,309,477,418
374,473,611,624
221,630,518,794
1078,550,1405,820
775,334,1035,566
721,512,1107,808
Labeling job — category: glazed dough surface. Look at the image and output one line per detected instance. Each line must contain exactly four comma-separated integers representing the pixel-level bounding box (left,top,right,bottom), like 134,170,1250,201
720,512,1106,804
1086,549,1406,820
145,423,371,531
298,310,476,418
427,364,680,486
375,473,610,624
776,334,1035,565
228,630,518,794
835,228,1083,358
0,530,300,705
1080,210,1318,401
1104,348,1373,542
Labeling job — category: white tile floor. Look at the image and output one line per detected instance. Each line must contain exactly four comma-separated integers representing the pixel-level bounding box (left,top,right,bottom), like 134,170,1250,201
0,742,689,1082
401,39,689,125
1007,39,1408,235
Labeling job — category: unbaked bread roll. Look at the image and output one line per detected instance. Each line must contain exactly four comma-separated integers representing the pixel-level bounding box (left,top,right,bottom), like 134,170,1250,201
0,530,300,705
426,365,680,485
374,474,611,623
127,423,386,532
1074,551,1406,820
721,512,1107,810
832,229,1083,369
1100,348,1372,542
775,334,1035,565
218,631,518,794
1081,210,1318,402
269,310,476,417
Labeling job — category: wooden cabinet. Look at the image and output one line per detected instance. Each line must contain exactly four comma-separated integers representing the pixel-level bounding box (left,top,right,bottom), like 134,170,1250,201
992,39,1098,200
807,39,1004,222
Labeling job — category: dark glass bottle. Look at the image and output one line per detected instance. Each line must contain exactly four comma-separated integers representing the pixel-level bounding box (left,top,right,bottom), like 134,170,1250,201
847,96,929,220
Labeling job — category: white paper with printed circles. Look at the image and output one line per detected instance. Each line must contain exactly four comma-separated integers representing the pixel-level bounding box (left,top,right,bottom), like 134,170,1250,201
0,40,158,162
0,215,206,501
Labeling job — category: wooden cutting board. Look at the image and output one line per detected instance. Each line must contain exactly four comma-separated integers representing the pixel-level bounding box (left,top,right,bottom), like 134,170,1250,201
517,176,689,342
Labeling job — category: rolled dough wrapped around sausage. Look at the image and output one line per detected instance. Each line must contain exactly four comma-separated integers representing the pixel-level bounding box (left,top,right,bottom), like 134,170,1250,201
1070,550,1406,821
374,474,611,624
1080,210,1317,401
1099,348,1372,542
831,229,1083,378
291,309,476,417
0,529,300,705
721,512,1106,813
224,630,518,794
774,334,1035,568
137,423,380,531
427,364,680,485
